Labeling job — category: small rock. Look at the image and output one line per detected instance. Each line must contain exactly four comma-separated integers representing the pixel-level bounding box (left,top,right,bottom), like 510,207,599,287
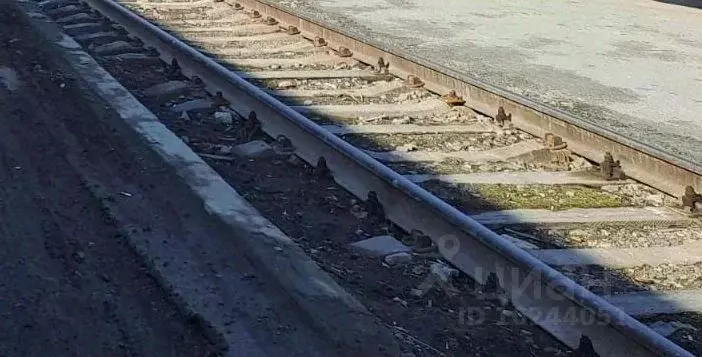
349,235,411,257
213,111,234,125
645,194,665,206
409,288,424,297
0,66,20,92
392,297,408,308
144,80,189,101
216,145,234,155
569,156,593,170
269,64,281,70
277,80,296,89
384,252,413,266
396,143,417,152
411,265,425,275
232,140,275,158
303,99,313,105
391,117,410,125
428,261,458,284
273,246,283,252
350,205,368,219
565,190,576,197
170,98,213,113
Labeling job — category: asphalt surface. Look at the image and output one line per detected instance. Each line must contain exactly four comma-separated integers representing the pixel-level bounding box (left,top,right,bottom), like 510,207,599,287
0,4,338,356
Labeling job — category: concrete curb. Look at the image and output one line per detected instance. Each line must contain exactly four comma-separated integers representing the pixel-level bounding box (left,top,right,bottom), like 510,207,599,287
12,1,400,355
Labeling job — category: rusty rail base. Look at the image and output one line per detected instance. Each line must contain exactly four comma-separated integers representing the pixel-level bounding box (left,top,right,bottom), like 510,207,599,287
233,0,701,201
77,0,694,356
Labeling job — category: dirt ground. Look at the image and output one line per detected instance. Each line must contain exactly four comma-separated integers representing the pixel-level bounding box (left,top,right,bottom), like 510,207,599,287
0,3,338,357
0,15,216,357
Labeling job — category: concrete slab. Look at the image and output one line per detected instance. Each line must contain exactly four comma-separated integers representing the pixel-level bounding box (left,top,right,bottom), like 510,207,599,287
235,55,356,70
269,79,401,97
265,0,702,165
293,98,447,117
236,69,381,80
206,36,312,55
471,207,688,226
532,242,702,268
185,32,291,43
323,123,492,135
405,171,620,186
367,139,543,163
606,289,702,316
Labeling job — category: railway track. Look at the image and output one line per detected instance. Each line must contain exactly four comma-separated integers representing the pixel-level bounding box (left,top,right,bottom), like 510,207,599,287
33,0,702,355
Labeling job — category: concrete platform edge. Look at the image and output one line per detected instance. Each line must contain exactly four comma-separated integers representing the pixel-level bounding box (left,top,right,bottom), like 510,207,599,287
11,1,401,355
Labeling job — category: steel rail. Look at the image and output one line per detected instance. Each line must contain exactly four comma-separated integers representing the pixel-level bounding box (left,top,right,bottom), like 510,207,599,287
234,0,702,200
77,0,694,355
